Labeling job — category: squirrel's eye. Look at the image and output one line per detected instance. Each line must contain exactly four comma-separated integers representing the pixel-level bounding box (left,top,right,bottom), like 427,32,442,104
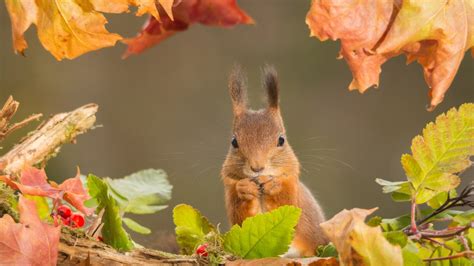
231,137,239,148
277,136,285,147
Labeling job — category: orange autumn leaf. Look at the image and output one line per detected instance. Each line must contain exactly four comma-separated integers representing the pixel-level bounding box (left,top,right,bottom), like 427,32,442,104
5,0,121,60
306,0,474,110
124,0,254,57
90,0,174,21
0,196,61,265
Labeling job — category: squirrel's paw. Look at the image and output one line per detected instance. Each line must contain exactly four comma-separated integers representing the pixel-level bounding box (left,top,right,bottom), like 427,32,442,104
236,178,259,200
259,176,282,196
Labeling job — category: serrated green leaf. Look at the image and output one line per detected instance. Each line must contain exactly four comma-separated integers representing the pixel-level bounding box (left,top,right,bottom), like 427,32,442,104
87,174,134,252
173,204,216,255
223,205,301,259
123,217,151,235
107,169,172,215
403,103,474,204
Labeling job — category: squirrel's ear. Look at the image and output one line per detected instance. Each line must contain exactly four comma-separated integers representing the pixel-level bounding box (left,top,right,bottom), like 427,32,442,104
263,64,279,110
228,64,248,116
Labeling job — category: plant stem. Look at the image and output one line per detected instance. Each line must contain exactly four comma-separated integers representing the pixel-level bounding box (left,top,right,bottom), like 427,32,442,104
420,225,471,238
423,251,474,262
409,198,418,234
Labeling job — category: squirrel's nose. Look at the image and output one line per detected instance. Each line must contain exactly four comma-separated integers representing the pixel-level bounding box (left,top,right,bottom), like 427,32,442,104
250,166,265,173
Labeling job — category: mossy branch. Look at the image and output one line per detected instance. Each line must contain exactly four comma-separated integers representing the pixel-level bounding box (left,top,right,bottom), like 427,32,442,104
0,103,98,175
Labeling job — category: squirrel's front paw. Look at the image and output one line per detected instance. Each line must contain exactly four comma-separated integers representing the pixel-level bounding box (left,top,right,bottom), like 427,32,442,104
258,176,282,196
236,178,259,200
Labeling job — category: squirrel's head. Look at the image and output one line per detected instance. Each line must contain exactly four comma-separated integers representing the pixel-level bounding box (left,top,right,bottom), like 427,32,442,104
222,65,300,179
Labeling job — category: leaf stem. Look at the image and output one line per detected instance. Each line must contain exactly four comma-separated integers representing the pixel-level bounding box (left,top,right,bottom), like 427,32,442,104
409,198,418,235
422,251,474,262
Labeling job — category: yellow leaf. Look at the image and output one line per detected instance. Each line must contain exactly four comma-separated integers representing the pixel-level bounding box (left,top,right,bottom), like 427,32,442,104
321,208,403,266
90,0,174,21
5,0,37,54
6,0,122,60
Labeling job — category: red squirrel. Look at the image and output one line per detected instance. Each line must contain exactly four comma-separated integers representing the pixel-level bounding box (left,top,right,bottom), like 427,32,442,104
221,65,328,257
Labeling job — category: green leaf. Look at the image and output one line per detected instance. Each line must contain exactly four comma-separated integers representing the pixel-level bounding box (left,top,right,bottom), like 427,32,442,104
402,103,474,204
223,205,301,259
383,231,407,248
452,210,474,226
173,204,216,255
24,195,51,222
375,179,412,202
401,240,423,266
427,190,457,209
107,169,172,214
367,216,383,227
87,174,134,252
123,217,151,235
316,243,338,258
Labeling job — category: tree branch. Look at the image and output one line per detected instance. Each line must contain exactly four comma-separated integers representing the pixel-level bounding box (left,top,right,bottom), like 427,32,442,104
0,104,98,175
0,96,42,142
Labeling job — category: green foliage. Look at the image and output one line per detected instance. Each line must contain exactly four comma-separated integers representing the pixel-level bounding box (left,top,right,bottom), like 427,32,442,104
172,205,302,259
87,174,134,251
223,205,301,259
123,217,151,234
316,243,338,258
106,169,172,214
173,204,216,255
377,103,474,204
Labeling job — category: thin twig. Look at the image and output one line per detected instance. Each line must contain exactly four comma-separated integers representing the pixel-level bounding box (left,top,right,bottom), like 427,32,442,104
423,251,474,262
420,225,471,238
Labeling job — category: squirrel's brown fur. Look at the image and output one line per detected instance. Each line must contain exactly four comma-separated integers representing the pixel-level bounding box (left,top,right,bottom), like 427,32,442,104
221,65,328,257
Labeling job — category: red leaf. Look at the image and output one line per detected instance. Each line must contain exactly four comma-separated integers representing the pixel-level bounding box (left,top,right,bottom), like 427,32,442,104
58,169,94,216
0,196,61,265
124,0,253,57
0,166,93,215
2,167,61,198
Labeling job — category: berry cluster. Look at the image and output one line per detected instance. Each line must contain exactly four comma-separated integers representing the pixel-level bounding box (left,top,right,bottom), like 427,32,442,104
54,205,85,228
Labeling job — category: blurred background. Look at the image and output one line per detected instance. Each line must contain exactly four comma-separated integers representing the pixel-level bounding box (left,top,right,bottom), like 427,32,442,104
0,0,472,249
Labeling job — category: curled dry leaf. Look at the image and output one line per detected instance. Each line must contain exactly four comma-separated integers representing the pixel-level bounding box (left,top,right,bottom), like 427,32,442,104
0,195,61,266
124,0,254,57
306,0,474,110
320,208,403,266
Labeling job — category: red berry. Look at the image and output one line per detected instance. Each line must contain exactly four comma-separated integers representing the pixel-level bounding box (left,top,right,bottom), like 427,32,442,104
57,205,72,218
196,243,208,257
70,213,85,228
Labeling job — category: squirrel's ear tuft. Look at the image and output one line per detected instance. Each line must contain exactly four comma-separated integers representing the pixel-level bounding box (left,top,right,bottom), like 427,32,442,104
228,64,248,115
263,64,279,110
